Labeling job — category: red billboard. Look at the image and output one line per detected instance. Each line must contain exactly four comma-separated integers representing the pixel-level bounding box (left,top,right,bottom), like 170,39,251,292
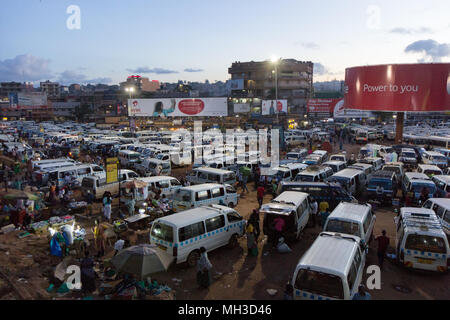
344,63,450,112
307,99,341,113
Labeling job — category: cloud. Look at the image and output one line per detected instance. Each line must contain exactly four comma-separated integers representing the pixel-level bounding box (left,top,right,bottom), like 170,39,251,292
390,27,433,34
0,54,53,82
300,42,319,49
313,63,328,76
127,67,178,74
184,68,204,73
405,39,450,62
58,70,112,85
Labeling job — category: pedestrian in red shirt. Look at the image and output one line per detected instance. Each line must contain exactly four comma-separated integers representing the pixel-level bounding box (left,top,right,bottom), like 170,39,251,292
257,185,265,208
375,230,390,269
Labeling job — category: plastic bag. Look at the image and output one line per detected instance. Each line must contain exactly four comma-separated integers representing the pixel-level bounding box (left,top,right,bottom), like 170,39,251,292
277,238,292,253
50,236,62,257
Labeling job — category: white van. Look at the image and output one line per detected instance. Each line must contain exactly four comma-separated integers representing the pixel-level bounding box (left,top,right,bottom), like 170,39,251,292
81,176,120,200
348,163,375,181
324,202,375,244
323,160,347,174
417,164,443,177
121,176,182,204
118,150,141,167
173,183,239,212
422,151,448,169
291,232,366,300
328,168,367,196
187,167,236,186
329,154,347,163
313,150,329,163
423,198,450,239
119,169,140,182
135,158,171,177
32,158,76,170
36,164,105,187
261,191,311,242
359,157,384,172
150,204,246,266
274,163,309,182
295,166,334,183
395,207,449,273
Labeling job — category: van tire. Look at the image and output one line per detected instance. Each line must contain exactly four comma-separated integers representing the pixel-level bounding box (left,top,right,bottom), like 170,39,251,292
228,202,235,208
186,250,200,268
228,234,239,248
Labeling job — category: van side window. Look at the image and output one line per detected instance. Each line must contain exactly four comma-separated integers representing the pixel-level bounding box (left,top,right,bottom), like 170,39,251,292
208,174,220,182
78,168,90,175
93,166,103,172
292,169,300,177
211,188,224,198
444,211,450,224
347,260,358,293
196,190,210,201
199,172,208,180
435,206,446,219
363,212,372,234
205,215,226,232
178,222,205,242
170,179,182,187
156,181,170,189
422,200,433,209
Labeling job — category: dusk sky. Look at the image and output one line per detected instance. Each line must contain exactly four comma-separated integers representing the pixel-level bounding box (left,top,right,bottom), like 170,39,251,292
0,0,449,85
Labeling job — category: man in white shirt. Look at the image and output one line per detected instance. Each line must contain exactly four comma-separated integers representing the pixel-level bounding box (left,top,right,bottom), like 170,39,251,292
310,199,318,228
114,238,125,256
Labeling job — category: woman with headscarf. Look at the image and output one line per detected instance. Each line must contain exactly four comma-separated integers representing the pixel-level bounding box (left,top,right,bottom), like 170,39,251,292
196,247,212,289
246,223,258,257
103,192,112,223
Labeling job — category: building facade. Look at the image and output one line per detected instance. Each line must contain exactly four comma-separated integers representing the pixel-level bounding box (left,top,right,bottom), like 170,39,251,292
40,80,61,98
120,75,160,93
228,59,313,114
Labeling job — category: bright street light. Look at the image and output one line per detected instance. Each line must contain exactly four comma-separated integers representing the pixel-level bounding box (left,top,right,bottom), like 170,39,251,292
271,56,279,63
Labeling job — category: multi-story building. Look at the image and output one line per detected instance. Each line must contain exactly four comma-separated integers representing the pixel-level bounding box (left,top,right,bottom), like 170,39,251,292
120,75,160,93
0,82,34,97
40,80,60,98
228,59,313,113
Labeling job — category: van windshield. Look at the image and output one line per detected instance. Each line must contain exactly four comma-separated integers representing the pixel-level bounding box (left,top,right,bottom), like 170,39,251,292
295,269,344,300
411,183,436,194
151,222,173,243
325,219,360,237
405,235,447,254
383,166,400,175
296,175,315,182
82,179,94,188
423,170,442,176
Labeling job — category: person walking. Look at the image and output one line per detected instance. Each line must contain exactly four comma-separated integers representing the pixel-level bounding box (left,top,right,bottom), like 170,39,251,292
257,184,265,208
242,174,249,193
272,216,285,247
249,209,260,240
375,230,390,269
196,247,213,289
320,208,331,228
271,180,278,199
102,192,112,223
246,223,258,257
310,199,318,228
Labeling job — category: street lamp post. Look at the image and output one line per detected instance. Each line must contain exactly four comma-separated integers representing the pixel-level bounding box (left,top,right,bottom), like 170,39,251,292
126,87,135,132
271,57,280,123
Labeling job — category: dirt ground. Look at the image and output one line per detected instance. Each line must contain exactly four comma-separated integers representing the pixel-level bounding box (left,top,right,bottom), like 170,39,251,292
0,140,448,300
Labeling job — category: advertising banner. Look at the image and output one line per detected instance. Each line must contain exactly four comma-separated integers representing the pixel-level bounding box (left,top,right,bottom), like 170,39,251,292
307,99,341,113
344,63,450,112
233,103,250,113
129,98,228,117
106,157,119,184
230,79,244,90
333,99,374,118
261,100,288,115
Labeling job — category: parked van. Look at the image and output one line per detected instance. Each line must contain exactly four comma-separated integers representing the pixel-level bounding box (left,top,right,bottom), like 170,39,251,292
261,191,311,242
423,198,450,239
274,163,309,182
33,161,79,173
417,164,443,178
402,172,437,204
150,204,247,266
81,176,120,200
118,150,141,168
366,171,398,203
358,157,384,172
173,183,239,212
119,169,140,182
324,202,375,244
348,163,375,181
329,154,347,163
313,150,329,163
121,176,182,204
399,148,418,167
431,176,450,198
295,166,334,182
135,159,171,177
32,158,76,170
395,207,449,273
382,162,405,184
422,151,448,169
286,135,308,147
328,169,367,196
276,182,357,211
286,149,308,162
187,168,236,186
34,163,105,187
302,154,322,166
291,232,366,300
433,148,450,165
323,160,347,174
